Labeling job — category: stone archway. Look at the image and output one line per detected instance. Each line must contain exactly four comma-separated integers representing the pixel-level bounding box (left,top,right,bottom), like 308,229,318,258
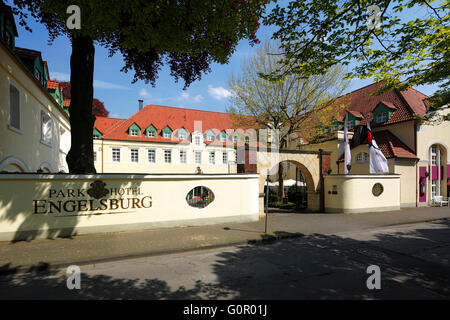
257,150,326,212
267,159,317,210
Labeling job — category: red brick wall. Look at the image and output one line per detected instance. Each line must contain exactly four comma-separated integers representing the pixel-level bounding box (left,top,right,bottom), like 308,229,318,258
321,154,331,174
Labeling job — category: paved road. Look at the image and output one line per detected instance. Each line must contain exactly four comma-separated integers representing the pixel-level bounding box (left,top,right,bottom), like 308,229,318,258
1,219,449,299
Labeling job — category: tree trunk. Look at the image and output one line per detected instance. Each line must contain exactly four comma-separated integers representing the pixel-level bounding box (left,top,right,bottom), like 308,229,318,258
66,35,96,174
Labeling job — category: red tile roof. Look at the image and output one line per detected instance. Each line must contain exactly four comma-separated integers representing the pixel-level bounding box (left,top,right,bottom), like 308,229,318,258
63,99,70,107
338,129,417,161
94,117,125,135
47,80,59,90
332,81,428,125
95,104,259,144
377,100,397,110
373,130,418,159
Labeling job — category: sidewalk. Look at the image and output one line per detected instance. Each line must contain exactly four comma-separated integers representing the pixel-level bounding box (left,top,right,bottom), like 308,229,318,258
0,206,449,272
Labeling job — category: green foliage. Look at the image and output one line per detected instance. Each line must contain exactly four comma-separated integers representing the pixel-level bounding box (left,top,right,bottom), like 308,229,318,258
12,0,266,88
227,40,350,146
264,0,449,96
271,201,296,209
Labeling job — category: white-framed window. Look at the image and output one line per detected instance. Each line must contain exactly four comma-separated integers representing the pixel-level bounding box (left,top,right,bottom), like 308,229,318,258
130,129,139,136
147,130,156,137
220,134,227,142
112,148,121,162
59,126,70,153
148,149,156,163
347,121,355,129
178,131,187,140
130,148,139,163
209,151,215,164
180,149,187,164
234,151,237,162
195,151,202,164
163,131,172,139
355,152,369,163
41,111,52,146
232,135,238,143
34,69,41,81
206,134,214,141
164,149,172,163
93,151,97,162
376,112,387,123
93,135,101,140
9,83,20,131
194,135,201,145
222,152,228,164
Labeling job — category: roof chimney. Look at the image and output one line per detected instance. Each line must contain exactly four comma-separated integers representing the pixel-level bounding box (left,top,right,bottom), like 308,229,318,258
138,99,143,111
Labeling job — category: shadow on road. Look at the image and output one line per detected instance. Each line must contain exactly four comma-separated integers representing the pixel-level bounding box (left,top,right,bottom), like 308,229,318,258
0,220,449,299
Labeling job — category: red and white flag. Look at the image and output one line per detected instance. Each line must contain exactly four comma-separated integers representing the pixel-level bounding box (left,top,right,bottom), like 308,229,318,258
366,121,389,173
344,114,351,174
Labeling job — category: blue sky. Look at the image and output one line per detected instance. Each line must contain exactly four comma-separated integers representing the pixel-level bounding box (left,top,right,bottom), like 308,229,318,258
11,2,441,120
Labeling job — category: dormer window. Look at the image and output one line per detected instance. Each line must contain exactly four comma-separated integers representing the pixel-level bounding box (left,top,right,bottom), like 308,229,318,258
146,124,157,137
179,132,187,139
372,102,395,124
128,123,141,137
194,135,201,145
177,128,188,140
93,128,102,140
34,69,41,81
347,121,355,129
220,131,228,142
376,112,387,123
205,130,215,141
232,135,238,143
162,126,173,139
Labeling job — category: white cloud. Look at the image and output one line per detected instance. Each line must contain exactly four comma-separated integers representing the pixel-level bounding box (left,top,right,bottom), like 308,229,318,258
51,72,70,82
192,94,204,103
93,80,131,90
176,92,203,103
139,88,150,97
208,85,233,100
50,72,131,90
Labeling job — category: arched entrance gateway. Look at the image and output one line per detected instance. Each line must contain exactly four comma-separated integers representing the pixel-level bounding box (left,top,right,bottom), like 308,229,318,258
255,149,328,212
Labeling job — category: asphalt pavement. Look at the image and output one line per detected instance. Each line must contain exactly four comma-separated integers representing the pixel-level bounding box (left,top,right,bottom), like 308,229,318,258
0,206,449,273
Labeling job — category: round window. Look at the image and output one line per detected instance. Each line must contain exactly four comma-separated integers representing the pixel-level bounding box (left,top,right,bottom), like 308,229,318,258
372,183,384,197
186,186,215,208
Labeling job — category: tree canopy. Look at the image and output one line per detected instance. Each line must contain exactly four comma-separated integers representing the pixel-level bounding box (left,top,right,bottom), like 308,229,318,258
263,0,449,104
227,40,350,149
9,0,266,173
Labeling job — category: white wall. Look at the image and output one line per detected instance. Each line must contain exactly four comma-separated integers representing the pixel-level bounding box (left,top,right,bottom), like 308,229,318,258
0,173,259,241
